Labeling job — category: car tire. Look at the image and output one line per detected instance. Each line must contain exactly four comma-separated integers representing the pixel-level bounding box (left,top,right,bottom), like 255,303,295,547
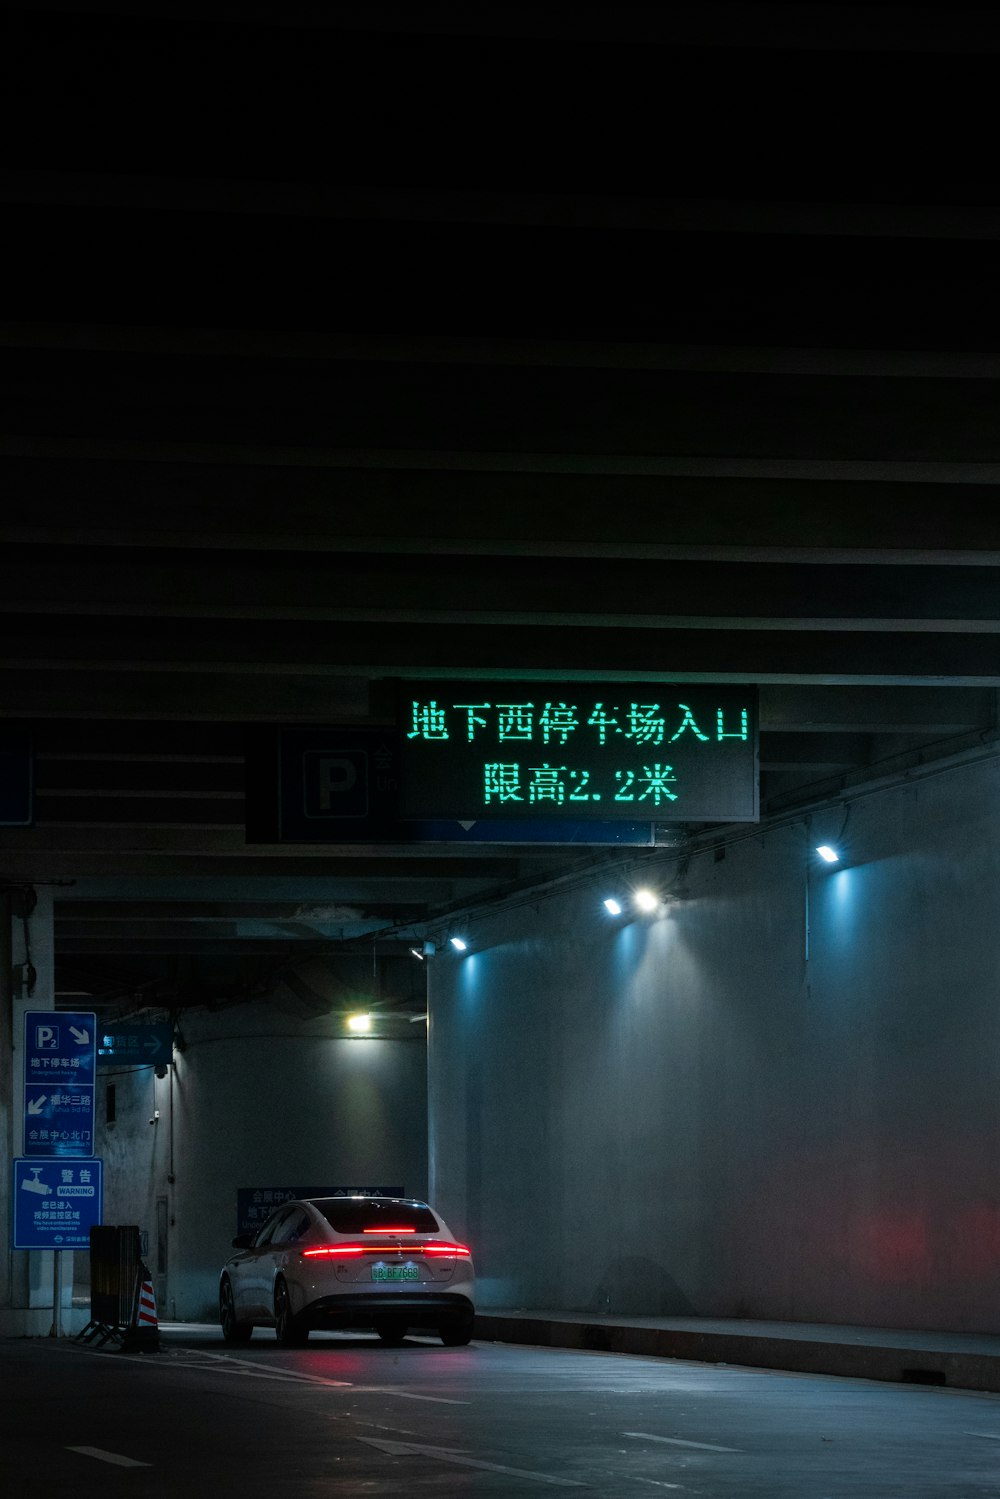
274,1277,309,1346
439,1310,474,1347
220,1277,254,1343
375,1318,407,1345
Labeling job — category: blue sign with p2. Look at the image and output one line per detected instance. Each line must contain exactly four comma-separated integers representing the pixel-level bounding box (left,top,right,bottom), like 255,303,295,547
23,1011,96,1157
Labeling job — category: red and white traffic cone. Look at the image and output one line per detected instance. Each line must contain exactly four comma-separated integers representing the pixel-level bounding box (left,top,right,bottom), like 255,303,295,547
137,1273,158,1331
121,1263,160,1351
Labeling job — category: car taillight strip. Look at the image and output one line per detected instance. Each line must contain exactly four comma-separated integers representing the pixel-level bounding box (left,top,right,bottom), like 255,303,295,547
302,1245,365,1257
302,1242,470,1259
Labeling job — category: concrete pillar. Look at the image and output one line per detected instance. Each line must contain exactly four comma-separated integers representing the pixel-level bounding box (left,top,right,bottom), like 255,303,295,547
0,886,65,1335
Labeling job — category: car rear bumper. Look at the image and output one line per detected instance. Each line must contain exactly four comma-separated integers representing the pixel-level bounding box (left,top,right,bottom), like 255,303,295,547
305,1291,474,1327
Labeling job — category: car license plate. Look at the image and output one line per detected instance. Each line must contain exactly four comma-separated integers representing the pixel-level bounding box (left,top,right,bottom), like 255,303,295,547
371,1264,419,1282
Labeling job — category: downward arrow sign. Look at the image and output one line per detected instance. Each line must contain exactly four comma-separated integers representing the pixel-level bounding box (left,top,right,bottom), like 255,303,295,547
69,1026,90,1045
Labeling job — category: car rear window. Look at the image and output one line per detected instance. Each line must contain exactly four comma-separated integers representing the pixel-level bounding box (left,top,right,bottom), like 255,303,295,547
312,1198,440,1233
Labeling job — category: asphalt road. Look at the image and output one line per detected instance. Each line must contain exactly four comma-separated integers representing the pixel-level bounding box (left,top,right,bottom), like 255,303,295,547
4,1324,1000,1496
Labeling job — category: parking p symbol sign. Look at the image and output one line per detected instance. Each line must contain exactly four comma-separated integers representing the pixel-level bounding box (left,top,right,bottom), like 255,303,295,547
303,750,369,819
35,1024,58,1050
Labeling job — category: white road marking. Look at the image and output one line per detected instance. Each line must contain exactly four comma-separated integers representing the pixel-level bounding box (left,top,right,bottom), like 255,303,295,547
358,1436,586,1485
119,1347,466,1402
189,1357,467,1402
112,1350,339,1384
167,1350,351,1386
623,1430,740,1454
966,1432,1000,1442
174,1363,315,1382
351,1385,468,1405
68,1446,151,1468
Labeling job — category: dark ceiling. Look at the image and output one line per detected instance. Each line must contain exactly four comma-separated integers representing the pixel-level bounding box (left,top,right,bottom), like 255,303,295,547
3,1,1000,1016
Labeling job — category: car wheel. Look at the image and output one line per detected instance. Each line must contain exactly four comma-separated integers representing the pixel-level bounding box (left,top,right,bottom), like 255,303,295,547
439,1310,474,1347
375,1317,407,1345
219,1277,253,1343
274,1277,309,1346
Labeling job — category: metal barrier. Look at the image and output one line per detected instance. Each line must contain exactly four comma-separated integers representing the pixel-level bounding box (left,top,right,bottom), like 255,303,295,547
76,1225,143,1347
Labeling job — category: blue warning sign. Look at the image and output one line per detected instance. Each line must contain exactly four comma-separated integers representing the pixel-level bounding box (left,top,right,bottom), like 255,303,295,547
12,1157,104,1249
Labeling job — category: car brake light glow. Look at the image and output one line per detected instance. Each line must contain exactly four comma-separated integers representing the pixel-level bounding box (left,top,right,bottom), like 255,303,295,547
362,1226,417,1233
302,1245,365,1258
301,1240,470,1258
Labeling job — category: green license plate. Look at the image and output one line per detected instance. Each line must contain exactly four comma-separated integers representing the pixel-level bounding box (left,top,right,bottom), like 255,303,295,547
371,1263,420,1282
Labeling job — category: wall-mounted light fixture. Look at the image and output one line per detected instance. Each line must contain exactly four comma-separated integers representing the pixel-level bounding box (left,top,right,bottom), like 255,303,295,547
346,1013,372,1033
814,806,850,867
603,888,663,917
449,936,468,952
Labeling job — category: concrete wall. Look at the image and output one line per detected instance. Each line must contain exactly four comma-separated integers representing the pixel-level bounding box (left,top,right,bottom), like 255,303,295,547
428,756,1000,1333
93,1001,428,1322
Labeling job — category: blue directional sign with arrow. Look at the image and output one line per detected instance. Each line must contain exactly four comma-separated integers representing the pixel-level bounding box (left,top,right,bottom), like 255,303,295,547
22,1010,96,1158
96,1023,173,1066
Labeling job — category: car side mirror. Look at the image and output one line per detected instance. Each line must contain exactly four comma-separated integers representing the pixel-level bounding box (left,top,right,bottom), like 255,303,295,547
231,1233,253,1249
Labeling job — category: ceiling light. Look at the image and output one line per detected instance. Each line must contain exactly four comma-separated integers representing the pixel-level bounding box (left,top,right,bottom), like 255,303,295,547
603,897,623,915
449,936,468,952
346,1013,372,1032
409,947,424,960
634,889,658,912
815,845,840,863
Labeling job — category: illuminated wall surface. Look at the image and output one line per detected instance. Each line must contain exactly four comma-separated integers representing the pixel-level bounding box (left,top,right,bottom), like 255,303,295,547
400,681,759,822
429,756,1000,1331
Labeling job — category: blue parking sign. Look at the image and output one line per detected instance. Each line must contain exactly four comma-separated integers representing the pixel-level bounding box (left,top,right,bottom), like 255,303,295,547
13,1158,103,1249
23,1011,96,1157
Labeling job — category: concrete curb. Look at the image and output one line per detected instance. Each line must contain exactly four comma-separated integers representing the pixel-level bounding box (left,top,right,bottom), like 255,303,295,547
473,1314,1000,1393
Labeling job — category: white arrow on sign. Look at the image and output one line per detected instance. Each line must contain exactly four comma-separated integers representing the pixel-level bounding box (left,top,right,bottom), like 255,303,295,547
357,1438,585,1486
143,1036,162,1055
69,1026,90,1045
27,1095,48,1114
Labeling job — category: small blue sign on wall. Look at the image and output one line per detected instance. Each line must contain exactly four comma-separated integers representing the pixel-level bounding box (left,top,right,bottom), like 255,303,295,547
12,1157,104,1249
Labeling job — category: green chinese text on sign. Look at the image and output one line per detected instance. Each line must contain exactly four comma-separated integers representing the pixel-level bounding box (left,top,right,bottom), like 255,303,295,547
398,682,759,823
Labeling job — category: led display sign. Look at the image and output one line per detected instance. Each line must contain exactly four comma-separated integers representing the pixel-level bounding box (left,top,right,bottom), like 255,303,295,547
399,681,759,823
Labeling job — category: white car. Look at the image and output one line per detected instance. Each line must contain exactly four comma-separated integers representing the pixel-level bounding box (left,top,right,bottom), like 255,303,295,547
219,1195,475,1346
